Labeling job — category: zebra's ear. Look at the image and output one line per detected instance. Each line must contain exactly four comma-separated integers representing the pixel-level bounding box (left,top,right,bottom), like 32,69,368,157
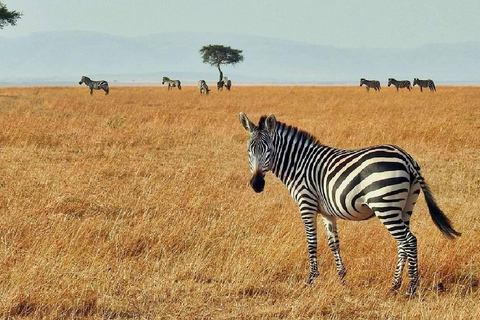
239,112,255,133
265,114,277,135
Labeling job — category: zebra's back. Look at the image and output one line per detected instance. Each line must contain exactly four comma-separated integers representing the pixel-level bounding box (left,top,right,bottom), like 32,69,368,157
313,144,416,220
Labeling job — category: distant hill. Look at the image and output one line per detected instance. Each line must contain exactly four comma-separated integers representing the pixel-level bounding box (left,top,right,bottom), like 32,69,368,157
1,31,479,85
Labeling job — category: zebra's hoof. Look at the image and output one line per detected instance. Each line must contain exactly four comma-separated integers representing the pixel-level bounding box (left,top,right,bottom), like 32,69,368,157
406,279,419,297
391,280,402,293
306,271,319,285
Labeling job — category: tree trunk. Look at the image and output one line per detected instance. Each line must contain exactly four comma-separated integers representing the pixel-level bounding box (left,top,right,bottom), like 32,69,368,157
217,64,223,82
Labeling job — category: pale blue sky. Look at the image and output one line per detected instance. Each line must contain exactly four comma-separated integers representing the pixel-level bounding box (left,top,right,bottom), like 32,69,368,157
1,0,479,48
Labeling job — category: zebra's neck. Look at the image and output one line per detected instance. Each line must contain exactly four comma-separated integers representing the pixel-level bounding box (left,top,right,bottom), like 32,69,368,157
271,122,327,184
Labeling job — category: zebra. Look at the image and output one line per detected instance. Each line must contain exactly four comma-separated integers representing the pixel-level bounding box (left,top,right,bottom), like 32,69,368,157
224,77,232,91
198,80,211,94
238,113,460,296
162,77,182,90
413,78,436,92
79,76,109,95
360,78,381,92
388,78,412,91
217,80,224,91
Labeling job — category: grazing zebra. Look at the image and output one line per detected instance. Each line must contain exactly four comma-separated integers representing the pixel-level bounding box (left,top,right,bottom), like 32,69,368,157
360,78,381,91
413,78,436,92
224,77,232,91
238,113,460,296
388,78,412,91
217,80,224,91
162,77,182,90
198,80,211,94
79,76,109,95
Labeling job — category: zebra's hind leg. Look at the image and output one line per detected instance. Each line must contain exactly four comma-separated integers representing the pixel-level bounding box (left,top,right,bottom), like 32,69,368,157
321,215,347,281
377,209,419,295
391,245,407,291
401,184,421,295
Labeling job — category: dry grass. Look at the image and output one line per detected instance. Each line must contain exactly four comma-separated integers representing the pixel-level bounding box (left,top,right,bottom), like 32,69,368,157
0,85,479,319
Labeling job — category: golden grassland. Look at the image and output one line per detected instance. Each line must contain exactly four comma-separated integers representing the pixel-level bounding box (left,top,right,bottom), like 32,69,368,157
0,85,479,319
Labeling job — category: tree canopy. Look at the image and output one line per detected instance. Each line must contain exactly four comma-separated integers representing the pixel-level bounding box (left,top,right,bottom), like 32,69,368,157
0,1,22,29
199,45,244,81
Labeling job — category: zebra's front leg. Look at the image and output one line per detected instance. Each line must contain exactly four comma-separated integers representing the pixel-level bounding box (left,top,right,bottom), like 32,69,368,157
300,209,319,285
321,215,347,281
90,88,93,95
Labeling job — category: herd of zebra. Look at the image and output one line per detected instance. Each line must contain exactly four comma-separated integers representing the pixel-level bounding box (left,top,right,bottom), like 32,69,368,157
78,75,232,95
78,74,436,95
360,78,436,92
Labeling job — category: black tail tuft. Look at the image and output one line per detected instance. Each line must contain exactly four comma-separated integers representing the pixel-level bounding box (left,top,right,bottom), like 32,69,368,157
422,183,461,240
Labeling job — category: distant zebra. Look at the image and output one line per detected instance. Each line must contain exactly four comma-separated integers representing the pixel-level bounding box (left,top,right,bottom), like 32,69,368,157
79,76,109,95
162,77,182,90
239,113,460,296
217,80,224,91
360,78,381,91
198,80,211,94
388,78,412,91
413,78,436,92
224,77,232,91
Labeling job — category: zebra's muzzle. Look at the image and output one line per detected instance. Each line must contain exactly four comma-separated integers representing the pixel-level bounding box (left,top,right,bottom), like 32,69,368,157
250,172,265,193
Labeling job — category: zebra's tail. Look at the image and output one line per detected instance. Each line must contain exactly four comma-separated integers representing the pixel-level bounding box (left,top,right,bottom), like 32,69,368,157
416,174,461,240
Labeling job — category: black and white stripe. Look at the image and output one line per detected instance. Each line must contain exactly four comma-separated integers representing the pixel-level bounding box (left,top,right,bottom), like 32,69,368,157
162,76,182,90
388,78,412,91
239,113,460,295
198,80,211,94
79,76,109,95
413,78,436,92
360,78,381,91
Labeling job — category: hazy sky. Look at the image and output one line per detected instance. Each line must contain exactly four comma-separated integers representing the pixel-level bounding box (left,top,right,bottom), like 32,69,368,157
1,0,479,48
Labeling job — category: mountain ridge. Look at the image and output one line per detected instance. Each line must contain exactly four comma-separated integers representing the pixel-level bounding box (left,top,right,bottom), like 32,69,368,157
1,31,479,85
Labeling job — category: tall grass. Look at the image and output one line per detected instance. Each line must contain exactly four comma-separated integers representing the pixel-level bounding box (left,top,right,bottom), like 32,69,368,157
0,86,478,319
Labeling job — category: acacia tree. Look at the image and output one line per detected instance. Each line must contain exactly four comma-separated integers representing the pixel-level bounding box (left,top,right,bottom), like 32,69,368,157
0,1,22,29
199,45,244,82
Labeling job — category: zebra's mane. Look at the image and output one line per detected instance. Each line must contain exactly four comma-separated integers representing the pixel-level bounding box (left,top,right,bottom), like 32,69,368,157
258,116,321,146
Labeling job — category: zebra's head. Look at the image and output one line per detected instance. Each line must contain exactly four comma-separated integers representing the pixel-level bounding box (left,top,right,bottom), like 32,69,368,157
360,78,365,86
239,113,277,193
79,76,88,85
413,78,419,86
388,78,394,87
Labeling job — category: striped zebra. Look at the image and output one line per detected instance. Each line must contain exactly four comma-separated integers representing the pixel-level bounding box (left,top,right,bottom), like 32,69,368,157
388,78,412,91
360,78,381,91
79,76,109,95
224,77,232,91
217,80,224,91
239,113,460,295
162,77,182,90
198,80,211,94
413,78,436,92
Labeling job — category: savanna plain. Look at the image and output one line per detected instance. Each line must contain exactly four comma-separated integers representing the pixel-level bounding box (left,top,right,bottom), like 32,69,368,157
0,85,479,319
